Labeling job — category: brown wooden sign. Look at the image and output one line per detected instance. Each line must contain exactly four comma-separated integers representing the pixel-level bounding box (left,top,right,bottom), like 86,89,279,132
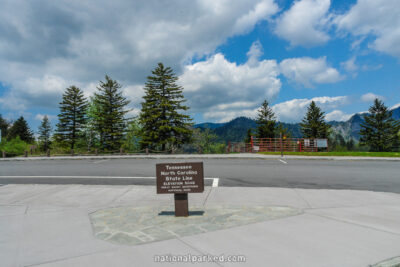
156,162,204,194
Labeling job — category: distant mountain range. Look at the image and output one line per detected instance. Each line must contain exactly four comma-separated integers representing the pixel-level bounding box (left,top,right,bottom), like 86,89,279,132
194,106,400,143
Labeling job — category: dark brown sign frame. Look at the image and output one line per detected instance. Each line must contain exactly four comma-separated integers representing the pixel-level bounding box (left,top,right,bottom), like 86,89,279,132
156,162,204,194
156,162,204,217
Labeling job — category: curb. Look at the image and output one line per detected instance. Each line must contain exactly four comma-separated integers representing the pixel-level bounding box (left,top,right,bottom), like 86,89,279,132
0,176,217,186
1,154,400,161
0,177,155,185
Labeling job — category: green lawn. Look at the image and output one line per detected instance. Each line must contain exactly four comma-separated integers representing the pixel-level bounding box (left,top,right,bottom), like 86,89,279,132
259,151,400,157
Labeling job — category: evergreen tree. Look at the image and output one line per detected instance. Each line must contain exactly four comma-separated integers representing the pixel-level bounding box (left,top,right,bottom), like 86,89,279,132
359,98,400,152
139,63,193,151
256,100,275,138
82,97,101,151
55,86,87,149
275,123,291,138
122,118,142,151
346,138,355,151
300,101,330,138
338,133,346,147
244,128,253,143
0,114,9,141
7,116,34,143
38,115,52,151
93,75,130,151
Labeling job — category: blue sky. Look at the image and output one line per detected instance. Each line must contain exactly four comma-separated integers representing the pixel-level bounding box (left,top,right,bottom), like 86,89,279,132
0,0,399,131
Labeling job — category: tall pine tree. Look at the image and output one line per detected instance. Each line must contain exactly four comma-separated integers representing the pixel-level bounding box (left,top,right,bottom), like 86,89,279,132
38,115,52,151
55,86,87,149
7,116,34,143
93,75,130,151
300,101,330,138
256,100,276,138
139,63,193,151
359,98,400,152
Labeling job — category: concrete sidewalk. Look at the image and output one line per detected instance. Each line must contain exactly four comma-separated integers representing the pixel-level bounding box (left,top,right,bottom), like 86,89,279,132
1,153,400,161
1,184,400,266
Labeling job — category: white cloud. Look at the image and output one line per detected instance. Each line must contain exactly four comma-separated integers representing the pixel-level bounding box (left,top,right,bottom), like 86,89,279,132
233,0,279,34
274,0,332,47
325,110,352,121
272,96,348,122
203,109,259,123
0,74,68,110
35,114,57,121
246,40,264,67
361,92,385,102
341,57,358,73
391,103,400,110
361,64,383,71
179,45,281,122
126,108,141,118
279,57,343,88
0,0,279,111
335,0,400,59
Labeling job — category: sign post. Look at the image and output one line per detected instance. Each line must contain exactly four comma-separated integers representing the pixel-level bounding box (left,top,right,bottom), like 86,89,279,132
156,162,204,217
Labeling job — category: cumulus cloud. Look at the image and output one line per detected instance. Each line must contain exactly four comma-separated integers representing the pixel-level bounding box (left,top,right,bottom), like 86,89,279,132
279,56,343,88
361,92,385,102
325,110,352,121
274,0,332,47
179,47,281,122
0,0,279,112
335,0,400,59
272,96,348,122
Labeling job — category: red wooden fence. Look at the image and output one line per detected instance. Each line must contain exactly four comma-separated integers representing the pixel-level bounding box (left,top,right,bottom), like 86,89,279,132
227,137,328,153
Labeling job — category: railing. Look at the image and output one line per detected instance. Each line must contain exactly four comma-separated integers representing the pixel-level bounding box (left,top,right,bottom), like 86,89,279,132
0,147,180,158
227,137,328,153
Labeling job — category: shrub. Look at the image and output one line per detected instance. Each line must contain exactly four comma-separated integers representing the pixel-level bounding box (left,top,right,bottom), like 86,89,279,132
0,137,29,156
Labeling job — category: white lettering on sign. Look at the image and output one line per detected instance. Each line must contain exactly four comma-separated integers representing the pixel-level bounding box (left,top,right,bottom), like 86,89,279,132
156,162,204,194
166,165,192,170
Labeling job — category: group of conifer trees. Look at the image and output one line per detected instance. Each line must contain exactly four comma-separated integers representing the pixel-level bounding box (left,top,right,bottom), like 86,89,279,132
1,63,193,154
249,100,331,141
252,99,400,152
53,75,133,152
51,63,193,152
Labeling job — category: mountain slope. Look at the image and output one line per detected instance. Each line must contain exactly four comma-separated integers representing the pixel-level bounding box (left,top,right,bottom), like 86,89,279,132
194,106,400,143
213,117,256,142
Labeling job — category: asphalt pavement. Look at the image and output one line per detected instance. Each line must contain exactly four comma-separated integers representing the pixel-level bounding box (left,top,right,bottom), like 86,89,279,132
1,157,399,193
